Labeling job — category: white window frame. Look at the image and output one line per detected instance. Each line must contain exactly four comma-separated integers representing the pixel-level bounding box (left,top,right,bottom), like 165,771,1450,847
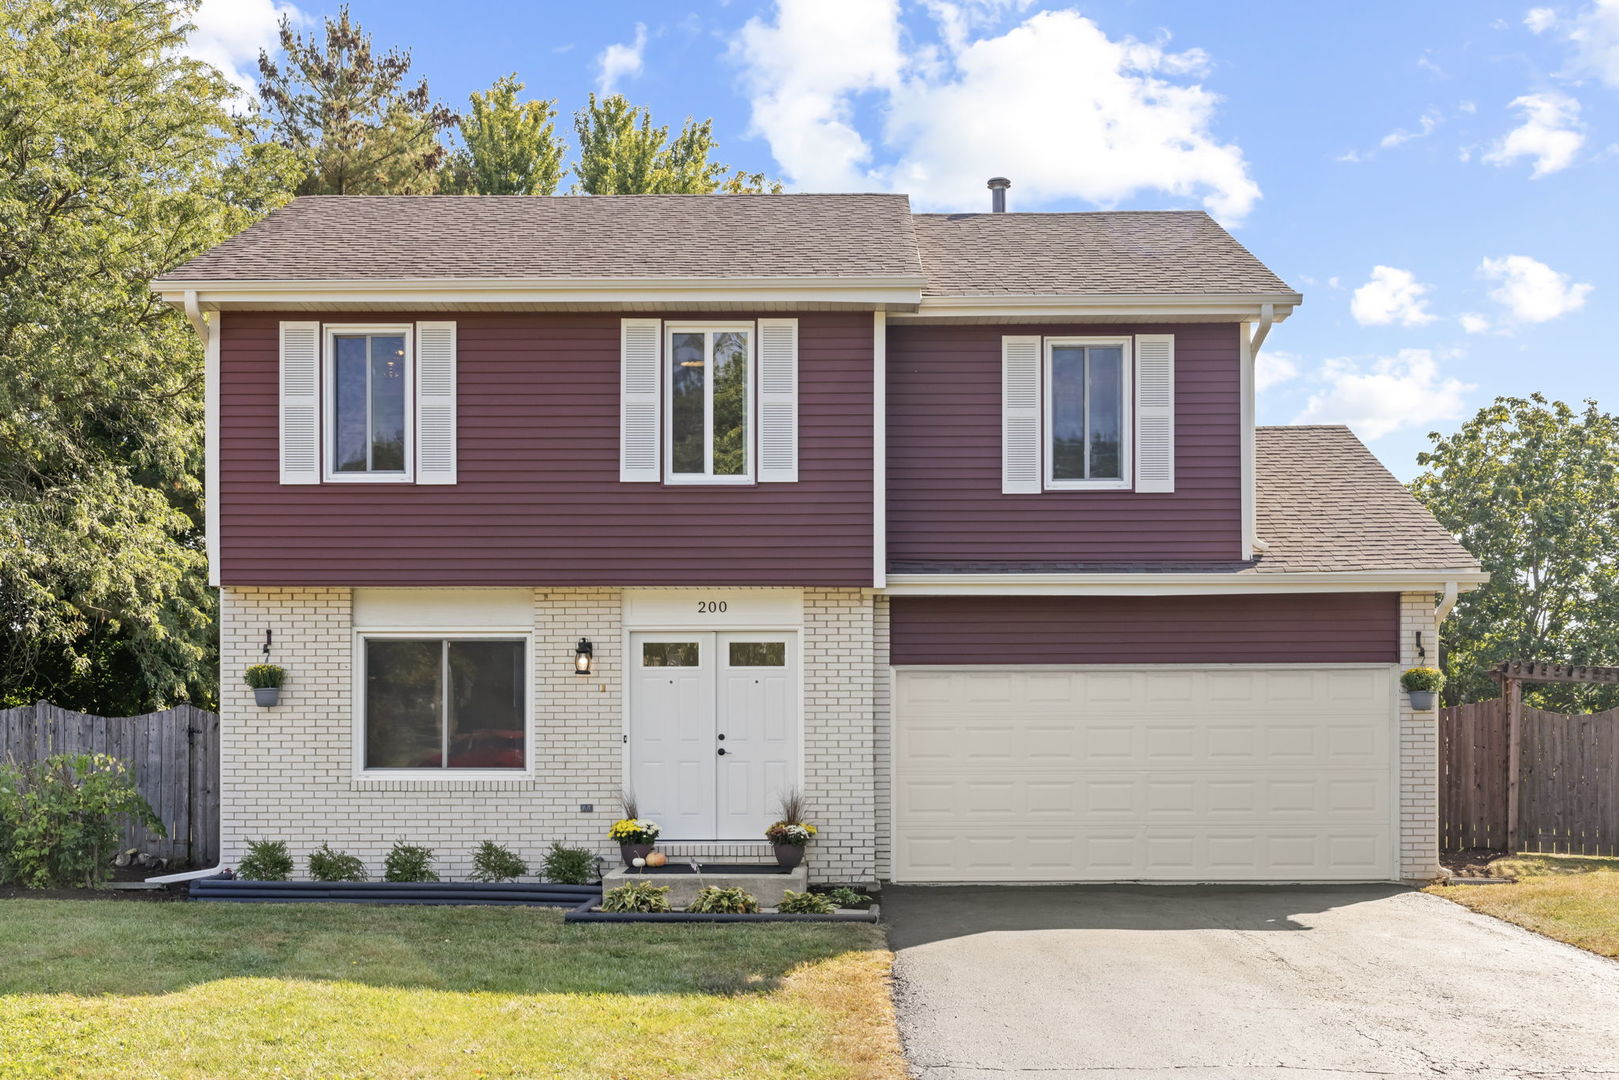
1043,335,1134,492
663,322,756,486
352,629,534,780
324,323,415,483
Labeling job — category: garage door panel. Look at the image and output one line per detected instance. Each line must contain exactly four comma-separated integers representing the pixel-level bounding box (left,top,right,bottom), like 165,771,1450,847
894,666,1396,882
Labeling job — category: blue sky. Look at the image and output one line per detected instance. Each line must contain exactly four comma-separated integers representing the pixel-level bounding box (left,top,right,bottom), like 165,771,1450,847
188,0,1619,479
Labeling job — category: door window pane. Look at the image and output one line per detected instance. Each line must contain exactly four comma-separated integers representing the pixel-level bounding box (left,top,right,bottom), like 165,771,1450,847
1050,343,1126,482
369,335,407,471
643,641,700,667
333,335,370,473
446,640,525,768
670,332,705,474
712,331,748,476
728,641,785,667
365,640,442,768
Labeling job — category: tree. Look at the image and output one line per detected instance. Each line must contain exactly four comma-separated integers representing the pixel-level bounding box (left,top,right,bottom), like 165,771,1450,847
442,75,566,195
572,94,781,195
0,0,300,712
256,5,455,195
1410,395,1619,711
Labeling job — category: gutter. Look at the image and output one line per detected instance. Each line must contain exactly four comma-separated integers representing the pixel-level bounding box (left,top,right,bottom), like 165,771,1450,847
182,289,209,346
1437,580,1461,621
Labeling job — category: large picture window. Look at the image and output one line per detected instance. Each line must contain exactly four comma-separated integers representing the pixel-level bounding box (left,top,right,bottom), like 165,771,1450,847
363,638,526,770
666,324,753,483
1044,338,1131,489
326,326,412,481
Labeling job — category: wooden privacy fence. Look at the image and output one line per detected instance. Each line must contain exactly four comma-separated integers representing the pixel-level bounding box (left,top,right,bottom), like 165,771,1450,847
1440,697,1619,855
0,701,219,868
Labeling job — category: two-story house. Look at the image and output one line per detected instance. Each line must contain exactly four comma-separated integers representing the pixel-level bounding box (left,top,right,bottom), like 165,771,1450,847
154,188,1483,886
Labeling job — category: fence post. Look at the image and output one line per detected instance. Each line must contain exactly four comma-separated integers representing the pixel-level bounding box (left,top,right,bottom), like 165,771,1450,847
1505,676,1522,853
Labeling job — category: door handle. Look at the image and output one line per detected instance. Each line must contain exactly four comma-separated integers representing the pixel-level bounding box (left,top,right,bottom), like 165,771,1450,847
717,747,728,756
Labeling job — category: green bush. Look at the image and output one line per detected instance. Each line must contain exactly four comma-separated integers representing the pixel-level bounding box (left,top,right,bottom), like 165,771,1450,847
0,754,164,889
307,844,366,882
1401,666,1446,692
687,885,759,914
469,840,528,883
541,841,596,885
600,880,670,912
383,841,439,882
821,886,865,908
777,889,837,914
236,839,293,881
243,664,285,689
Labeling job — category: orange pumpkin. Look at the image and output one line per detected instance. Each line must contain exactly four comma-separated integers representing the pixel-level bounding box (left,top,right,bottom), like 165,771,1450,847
646,851,668,867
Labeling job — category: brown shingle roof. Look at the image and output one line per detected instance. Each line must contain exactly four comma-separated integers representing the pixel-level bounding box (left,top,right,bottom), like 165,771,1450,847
912,210,1295,297
889,426,1478,577
156,194,925,282
1253,425,1478,573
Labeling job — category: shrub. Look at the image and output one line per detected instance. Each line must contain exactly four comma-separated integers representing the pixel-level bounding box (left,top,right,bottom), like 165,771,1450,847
822,886,865,908
542,841,596,885
244,664,285,689
0,754,164,889
687,885,759,914
469,840,528,883
307,844,366,882
1402,666,1446,692
383,841,439,882
777,889,837,914
237,839,294,881
600,880,671,912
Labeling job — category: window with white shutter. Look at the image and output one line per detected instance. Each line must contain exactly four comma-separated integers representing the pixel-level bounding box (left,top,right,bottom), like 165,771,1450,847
1001,336,1042,494
620,318,662,482
1133,334,1175,493
415,322,457,484
1042,337,1132,491
279,321,321,484
322,324,413,482
756,318,798,482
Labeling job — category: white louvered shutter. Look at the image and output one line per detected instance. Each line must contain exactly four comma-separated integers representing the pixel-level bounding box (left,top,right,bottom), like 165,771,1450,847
620,318,662,482
756,318,799,482
279,321,321,484
415,321,457,484
1134,334,1175,493
1001,336,1042,494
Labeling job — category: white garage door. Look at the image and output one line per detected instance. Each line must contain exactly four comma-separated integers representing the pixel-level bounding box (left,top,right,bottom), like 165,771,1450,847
893,666,1396,882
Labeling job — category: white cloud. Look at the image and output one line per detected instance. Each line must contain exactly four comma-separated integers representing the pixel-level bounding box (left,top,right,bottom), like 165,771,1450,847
733,2,1261,221
1459,312,1493,334
1255,350,1300,393
1294,350,1473,440
1483,92,1585,176
1479,254,1594,322
1525,7,1559,33
1379,107,1442,148
1566,0,1619,86
1350,266,1438,327
597,23,648,95
180,0,305,94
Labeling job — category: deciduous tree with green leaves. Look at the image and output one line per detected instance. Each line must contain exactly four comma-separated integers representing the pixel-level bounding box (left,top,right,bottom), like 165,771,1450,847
442,74,566,195
0,0,299,712
572,93,780,195
1411,394,1619,711
256,4,456,195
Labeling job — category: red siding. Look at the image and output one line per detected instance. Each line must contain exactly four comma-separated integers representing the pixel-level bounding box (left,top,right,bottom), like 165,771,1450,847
886,322,1243,565
218,311,873,586
890,593,1399,665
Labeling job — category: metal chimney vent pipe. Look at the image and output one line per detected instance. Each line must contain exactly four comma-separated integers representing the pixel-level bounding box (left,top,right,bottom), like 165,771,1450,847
987,176,1010,212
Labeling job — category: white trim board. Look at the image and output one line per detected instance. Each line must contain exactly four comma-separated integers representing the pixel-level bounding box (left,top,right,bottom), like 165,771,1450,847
881,572,1487,596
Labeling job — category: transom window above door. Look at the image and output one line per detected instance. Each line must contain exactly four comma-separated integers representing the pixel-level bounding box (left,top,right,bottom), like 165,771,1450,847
667,324,753,483
327,326,412,481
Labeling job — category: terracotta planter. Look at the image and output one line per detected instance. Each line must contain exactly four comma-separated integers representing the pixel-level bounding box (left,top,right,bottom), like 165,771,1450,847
773,844,805,869
253,686,280,708
1407,690,1437,711
620,843,655,866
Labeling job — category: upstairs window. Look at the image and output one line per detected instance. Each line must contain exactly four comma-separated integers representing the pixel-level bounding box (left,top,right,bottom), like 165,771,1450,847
1044,338,1131,490
666,324,753,483
327,326,412,481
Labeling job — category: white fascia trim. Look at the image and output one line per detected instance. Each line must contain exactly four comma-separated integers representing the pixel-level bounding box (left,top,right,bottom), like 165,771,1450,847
156,276,927,309
882,571,1489,596
895,292,1302,321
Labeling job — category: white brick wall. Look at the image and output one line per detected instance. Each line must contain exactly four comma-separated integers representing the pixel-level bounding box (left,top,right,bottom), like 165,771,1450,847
220,585,876,883
1399,590,1443,882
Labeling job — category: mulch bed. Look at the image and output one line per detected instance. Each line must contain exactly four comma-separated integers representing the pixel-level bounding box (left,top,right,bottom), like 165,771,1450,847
1441,848,1511,878
0,864,193,901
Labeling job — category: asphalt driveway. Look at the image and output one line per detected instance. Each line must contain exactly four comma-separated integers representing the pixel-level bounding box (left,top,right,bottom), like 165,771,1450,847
885,884,1619,1079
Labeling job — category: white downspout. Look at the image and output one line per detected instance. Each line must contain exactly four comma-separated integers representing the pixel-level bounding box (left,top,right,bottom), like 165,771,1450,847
1437,580,1460,621
1240,303,1275,559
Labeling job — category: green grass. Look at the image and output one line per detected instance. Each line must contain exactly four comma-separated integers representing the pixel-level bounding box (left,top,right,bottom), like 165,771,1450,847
0,900,905,1080
1428,854,1619,960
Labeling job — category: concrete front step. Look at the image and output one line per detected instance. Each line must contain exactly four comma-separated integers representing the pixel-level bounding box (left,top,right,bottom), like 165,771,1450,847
603,862,807,908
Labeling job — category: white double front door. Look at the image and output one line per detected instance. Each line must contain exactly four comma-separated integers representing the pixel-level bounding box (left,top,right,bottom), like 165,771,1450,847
628,631,799,840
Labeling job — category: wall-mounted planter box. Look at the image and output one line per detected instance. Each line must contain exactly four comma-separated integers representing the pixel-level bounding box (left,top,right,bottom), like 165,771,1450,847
190,876,599,907
253,687,280,708
1407,690,1437,711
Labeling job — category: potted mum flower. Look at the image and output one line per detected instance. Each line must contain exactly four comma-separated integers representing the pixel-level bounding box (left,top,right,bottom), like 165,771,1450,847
608,817,660,865
244,664,285,707
1401,666,1445,711
765,789,817,868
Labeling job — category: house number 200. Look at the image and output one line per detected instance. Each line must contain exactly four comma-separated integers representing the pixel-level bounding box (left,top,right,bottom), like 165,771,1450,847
696,601,728,614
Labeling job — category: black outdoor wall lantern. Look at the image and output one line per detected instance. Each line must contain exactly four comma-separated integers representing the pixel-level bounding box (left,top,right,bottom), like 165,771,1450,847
574,639,594,676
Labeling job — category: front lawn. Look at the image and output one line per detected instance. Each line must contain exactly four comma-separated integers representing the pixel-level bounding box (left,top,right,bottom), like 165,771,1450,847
1428,853,1619,960
0,899,904,1080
